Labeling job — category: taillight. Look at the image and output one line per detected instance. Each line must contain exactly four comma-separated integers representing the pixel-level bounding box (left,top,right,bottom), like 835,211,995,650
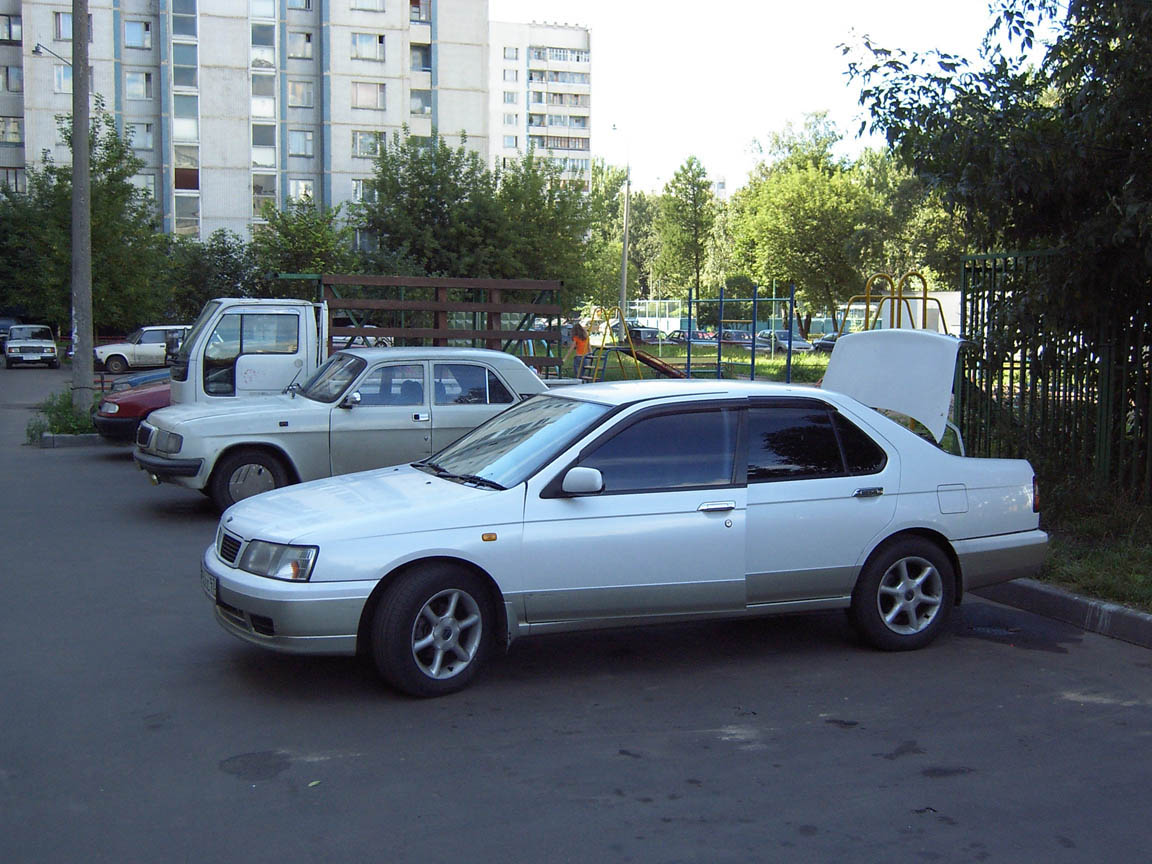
1032,475,1040,513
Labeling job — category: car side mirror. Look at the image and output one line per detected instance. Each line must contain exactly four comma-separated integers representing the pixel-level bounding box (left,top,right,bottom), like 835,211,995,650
340,391,362,409
561,466,604,495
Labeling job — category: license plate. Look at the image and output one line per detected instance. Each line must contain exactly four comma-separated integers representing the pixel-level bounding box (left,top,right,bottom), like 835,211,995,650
201,568,218,601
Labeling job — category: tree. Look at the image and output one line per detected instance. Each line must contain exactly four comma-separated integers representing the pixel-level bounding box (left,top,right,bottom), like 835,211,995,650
166,230,255,320
0,100,169,333
249,197,357,297
653,156,716,298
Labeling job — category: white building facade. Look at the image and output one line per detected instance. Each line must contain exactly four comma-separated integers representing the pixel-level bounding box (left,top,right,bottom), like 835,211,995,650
2,0,492,238
488,20,590,187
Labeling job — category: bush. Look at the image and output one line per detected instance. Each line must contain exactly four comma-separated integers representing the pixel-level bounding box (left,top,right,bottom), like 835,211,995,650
25,389,97,443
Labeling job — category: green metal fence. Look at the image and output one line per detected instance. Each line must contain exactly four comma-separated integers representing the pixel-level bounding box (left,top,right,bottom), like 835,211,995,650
959,252,1152,501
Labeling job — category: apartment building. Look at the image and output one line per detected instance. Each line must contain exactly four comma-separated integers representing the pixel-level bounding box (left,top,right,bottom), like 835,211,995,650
2,0,490,238
488,20,590,187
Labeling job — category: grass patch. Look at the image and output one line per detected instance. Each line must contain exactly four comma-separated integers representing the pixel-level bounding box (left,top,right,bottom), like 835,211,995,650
25,389,97,443
1041,500,1152,613
588,344,829,384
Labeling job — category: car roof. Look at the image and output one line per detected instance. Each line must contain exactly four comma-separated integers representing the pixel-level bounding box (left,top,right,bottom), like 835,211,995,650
542,377,829,407
334,346,530,367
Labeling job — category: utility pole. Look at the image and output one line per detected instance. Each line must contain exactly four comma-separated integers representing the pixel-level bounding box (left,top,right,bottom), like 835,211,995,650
71,0,94,413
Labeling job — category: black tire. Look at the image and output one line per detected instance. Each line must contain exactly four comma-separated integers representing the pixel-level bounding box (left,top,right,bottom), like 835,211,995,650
208,448,290,511
49,359,60,369
849,537,955,651
3,358,10,369
105,355,128,374
371,564,495,697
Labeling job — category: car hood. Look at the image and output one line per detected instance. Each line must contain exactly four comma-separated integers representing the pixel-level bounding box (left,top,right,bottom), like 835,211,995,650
149,392,321,429
220,464,509,544
102,381,171,412
8,339,55,348
822,329,960,442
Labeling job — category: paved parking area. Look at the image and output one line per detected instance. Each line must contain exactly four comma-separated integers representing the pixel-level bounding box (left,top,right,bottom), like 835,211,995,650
2,367,1150,862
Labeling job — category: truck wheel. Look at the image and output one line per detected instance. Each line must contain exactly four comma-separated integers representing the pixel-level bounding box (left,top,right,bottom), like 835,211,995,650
371,564,494,698
209,448,290,511
105,355,128,374
850,537,955,651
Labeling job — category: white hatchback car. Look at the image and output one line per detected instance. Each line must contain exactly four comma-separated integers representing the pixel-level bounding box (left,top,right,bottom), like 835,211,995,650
199,331,1047,697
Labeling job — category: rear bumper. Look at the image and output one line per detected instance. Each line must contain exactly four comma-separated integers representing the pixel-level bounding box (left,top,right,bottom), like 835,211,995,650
955,529,1048,592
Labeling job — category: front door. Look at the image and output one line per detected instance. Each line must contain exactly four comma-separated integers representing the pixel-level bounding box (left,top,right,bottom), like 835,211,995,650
521,403,746,624
329,362,433,475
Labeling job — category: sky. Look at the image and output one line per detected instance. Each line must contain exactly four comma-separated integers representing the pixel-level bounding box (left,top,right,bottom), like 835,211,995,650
488,0,998,193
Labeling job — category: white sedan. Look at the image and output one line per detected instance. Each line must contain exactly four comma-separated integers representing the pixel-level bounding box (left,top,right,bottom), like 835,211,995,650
199,331,1047,697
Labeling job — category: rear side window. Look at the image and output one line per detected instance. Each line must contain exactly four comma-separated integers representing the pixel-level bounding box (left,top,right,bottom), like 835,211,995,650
433,363,514,405
580,407,739,493
834,414,887,475
747,401,887,481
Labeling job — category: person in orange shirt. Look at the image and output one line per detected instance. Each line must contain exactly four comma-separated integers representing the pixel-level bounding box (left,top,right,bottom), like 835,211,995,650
562,321,589,378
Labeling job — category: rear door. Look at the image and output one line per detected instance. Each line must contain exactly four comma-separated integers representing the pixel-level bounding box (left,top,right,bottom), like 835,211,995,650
743,397,899,604
329,361,433,474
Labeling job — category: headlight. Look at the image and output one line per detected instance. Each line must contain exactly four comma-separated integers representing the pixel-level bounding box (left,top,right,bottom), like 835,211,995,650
99,402,119,415
46,347,56,355
154,430,183,454
239,541,317,581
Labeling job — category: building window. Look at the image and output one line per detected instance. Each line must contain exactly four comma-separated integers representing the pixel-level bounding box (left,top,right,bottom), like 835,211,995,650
251,74,275,117
129,174,156,198
503,112,518,126
2,66,22,93
173,95,198,140
289,178,314,201
127,122,153,149
125,21,151,49
172,42,197,88
251,124,276,167
288,0,312,10
502,135,517,149
0,117,23,144
410,44,431,71
503,91,517,105
528,113,545,126
252,174,276,216
125,71,153,100
352,33,385,61
288,80,314,108
0,15,22,42
251,0,275,18
174,195,199,236
54,65,72,93
529,47,547,61
410,89,431,116
174,145,199,190
288,129,314,157
252,24,275,68
352,130,380,157
504,47,518,60
352,81,385,109
54,13,92,42
352,178,375,202
409,0,430,23
288,32,313,59
530,91,544,104
503,69,518,82
352,0,385,8
172,0,197,38
2,168,26,192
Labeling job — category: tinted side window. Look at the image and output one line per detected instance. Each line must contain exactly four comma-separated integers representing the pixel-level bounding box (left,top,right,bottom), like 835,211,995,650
747,405,843,481
580,408,739,493
834,414,887,475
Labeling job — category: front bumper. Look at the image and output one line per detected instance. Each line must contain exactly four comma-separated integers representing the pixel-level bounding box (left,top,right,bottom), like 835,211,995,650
134,449,203,479
94,413,141,442
955,529,1048,592
203,547,374,655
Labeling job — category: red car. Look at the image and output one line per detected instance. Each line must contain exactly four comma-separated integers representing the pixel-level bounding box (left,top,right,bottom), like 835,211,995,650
93,381,172,442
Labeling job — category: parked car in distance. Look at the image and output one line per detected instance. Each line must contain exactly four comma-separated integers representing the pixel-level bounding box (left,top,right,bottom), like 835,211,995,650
667,329,716,344
135,347,548,510
95,325,191,374
757,329,815,353
0,316,21,348
814,333,841,353
199,330,1047,697
94,380,172,443
4,325,59,368
108,368,171,392
719,329,756,347
626,326,664,345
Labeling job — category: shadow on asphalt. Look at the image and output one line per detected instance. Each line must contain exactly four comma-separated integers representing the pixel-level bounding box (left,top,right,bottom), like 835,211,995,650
954,599,1083,654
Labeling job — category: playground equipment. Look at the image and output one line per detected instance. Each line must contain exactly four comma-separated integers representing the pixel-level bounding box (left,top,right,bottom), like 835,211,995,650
839,271,951,336
687,281,798,382
578,306,686,382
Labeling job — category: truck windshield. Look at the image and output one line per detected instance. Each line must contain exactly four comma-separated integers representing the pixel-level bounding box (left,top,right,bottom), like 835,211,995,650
299,353,366,403
175,301,222,365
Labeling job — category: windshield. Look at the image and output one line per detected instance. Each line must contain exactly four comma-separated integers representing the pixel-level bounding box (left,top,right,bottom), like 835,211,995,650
10,326,52,340
299,353,366,403
425,394,611,489
175,301,221,364
124,329,143,344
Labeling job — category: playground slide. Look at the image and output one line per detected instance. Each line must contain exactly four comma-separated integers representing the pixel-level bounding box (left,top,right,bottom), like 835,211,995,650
632,349,686,379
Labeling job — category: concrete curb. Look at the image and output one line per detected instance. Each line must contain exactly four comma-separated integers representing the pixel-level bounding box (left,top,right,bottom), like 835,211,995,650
39,432,112,448
976,578,1152,650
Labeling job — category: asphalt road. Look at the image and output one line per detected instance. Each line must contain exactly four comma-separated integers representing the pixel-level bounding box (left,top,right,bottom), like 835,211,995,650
2,366,1150,863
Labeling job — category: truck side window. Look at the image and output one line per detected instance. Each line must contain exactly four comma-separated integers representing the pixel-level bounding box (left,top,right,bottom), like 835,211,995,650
202,313,300,396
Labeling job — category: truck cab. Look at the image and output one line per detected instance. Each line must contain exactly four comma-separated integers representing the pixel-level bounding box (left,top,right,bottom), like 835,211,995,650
169,299,327,405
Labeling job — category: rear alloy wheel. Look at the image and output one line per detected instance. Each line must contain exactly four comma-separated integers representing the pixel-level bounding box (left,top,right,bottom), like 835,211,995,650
208,448,290,511
105,355,128,374
850,537,955,651
372,564,494,697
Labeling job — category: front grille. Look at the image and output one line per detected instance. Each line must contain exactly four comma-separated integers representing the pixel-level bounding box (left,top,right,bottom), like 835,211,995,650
219,532,242,565
135,424,152,448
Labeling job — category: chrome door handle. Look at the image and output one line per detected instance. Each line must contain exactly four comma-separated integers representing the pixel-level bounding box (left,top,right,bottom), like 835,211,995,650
698,501,735,512
853,487,884,498
412,413,430,422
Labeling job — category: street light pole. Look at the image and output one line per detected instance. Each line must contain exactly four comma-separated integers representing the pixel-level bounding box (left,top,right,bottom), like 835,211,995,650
618,163,630,323
71,0,94,413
